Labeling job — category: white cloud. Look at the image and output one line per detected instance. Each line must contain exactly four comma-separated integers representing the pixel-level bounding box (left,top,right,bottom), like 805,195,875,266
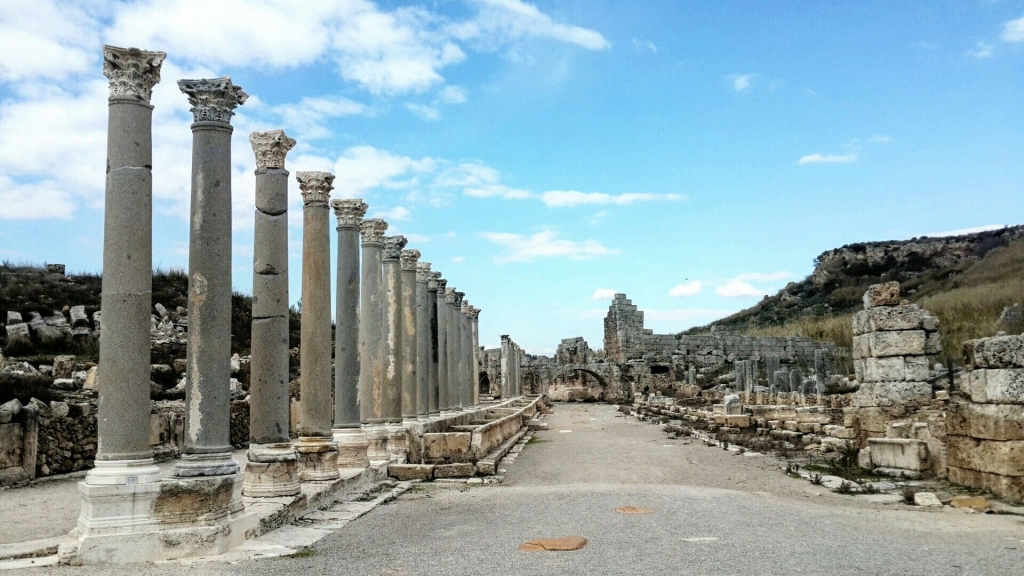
0,176,75,220
452,256,465,263
404,233,432,243
968,41,995,59
272,95,372,140
797,153,858,165
373,206,412,221
669,281,702,297
540,190,683,207
405,103,441,121
324,146,437,197
1002,16,1024,43
464,185,533,199
0,0,100,82
592,288,618,300
732,271,791,282
924,224,1005,238
438,85,468,104
450,0,611,52
632,38,657,53
715,280,766,298
481,229,618,263
727,74,757,93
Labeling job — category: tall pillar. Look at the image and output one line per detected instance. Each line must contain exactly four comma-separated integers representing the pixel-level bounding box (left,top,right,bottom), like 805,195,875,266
500,335,510,399
84,45,165,492
436,278,450,414
415,262,432,420
295,171,339,481
331,199,369,468
244,129,300,497
400,249,420,423
445,289,462,412
460,299,472,409
382,236,407,462
427,272,442,417
358,219,389,464
176,77,246,478
469,306,481,406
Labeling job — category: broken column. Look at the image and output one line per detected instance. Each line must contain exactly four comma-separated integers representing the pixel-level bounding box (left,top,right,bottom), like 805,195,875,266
814,349,829,395
383,235,408,461
415,262,432,420
176,76,247,478
331,199,369,468
295,171,339,481
427,272,443,417
244,129,300,497
851,281,940,408
358,219,389,463
81,46,166,503
400,249,420,423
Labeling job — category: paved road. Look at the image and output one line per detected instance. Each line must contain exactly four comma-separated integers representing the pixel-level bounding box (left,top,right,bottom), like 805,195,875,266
65,403,1024,575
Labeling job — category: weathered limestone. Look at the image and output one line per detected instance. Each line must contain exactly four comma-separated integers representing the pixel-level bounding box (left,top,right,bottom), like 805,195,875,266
460,299,473,408
295,171,339,481
400,250,420,423
449,290,465,411
427,273,443,416
439,284,453,413
331,199,369,468
501,335,511,398
358,219,389,463
176,76,247,478
469,306,481,406
415,263,432,420
244,129,299,497
382,236,408,462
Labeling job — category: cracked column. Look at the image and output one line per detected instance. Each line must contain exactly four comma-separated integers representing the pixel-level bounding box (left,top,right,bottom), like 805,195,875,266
83,46,165,493
445,288,461,413
400,249,420,424
415,262,431,420
460,298,472,409
358,219,388,464
469,306,481,406
427,272,442,417
244,129,299,497
295,172,339,481
331,199,369,468
383,236,408,461
435,278,450,414
176,76,246,478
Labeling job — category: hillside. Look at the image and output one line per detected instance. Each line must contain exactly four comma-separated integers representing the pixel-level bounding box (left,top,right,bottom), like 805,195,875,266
687,225,1024,366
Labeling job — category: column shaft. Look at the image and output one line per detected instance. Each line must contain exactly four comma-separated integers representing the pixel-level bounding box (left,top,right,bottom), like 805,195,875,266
400,250,419,420
428,274,442,416
382,237,406,423
436,281,449,412
415,264,431,418
445,290,460,411
358,219,388,464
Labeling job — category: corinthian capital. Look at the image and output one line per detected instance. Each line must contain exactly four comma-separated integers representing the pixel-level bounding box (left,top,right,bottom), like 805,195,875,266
331,199,368,229
461,300,471,313
445,288,457,304
360,218,387,245
296,171,334,206
467,306,481,320
103,46,166,103
416,262,432,283
250,129,296,170
428,272,442,291
400,249,421,271
178,77,247,123
453,291,465,307
383,236,408,261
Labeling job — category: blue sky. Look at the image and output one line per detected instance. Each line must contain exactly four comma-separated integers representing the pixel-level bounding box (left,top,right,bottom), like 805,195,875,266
1,1,1023,354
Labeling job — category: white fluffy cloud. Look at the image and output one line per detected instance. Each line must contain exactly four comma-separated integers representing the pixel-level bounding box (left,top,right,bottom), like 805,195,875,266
669,281,702,297
272,96,373,140
450,0,611,52
373,206,412,221
1002,16,1024,43
727,74,757,93
732,271,791,282
592,288,618,300
481,229,618,263
968,41,995,59
540,191,683,207
715,280,765,298
797,153,858,165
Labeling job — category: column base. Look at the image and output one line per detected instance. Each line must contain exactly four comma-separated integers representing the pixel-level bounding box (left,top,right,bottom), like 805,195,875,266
294,437,340,481
333,427,370,468
243,443,300,497
83,458,162,486
363,424,390,465
174,451,240,477
416,414,430,423
385,423,408,463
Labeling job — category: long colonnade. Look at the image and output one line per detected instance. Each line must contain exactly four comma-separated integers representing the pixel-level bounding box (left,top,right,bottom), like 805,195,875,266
72,44,515,564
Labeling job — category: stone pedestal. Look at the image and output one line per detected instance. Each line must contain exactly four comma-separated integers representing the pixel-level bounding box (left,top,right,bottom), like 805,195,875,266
386,423,408,464
294,437,340,481
242,443,299,497
364,424,389,465
333,427,370,469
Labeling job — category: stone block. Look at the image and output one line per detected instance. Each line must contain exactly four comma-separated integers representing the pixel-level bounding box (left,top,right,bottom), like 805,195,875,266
422,432,472,460
434,463,475,478
823,425,858,439
948,466,1024,502
851,382,932,408
913,492,942,507
948,403,1024,441
864,357,905,383
904,356,930,382
69,305,89,328
389,464,434,481
863,282,901,309
963,335,1024,370
950,495,990,510
853,359,866,383
4,322,29,342
852,311,872,336
725,415,752,428
868,438,928,471
962,369,1024,404
869,331,927,357
852,335,871,360
925,332,942,355
0,423,24,468
868,304,928,332
947,436,1024,477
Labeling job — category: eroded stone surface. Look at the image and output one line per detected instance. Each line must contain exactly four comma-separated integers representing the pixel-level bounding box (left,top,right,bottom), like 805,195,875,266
519,536,588,552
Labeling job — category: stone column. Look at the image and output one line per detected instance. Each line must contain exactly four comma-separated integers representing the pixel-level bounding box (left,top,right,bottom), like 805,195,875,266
446,289,462,412
469,306,480,406
331,199,369,468
415,263,432,420
500,335,510,399
244,129,299,497
358,219,389,464
460,299,472,409
176,77,247,478
382,236,407,461
436,279,450,414
85,45,165,488
295,172,339,481
427,272,442,417
400,250,420,423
